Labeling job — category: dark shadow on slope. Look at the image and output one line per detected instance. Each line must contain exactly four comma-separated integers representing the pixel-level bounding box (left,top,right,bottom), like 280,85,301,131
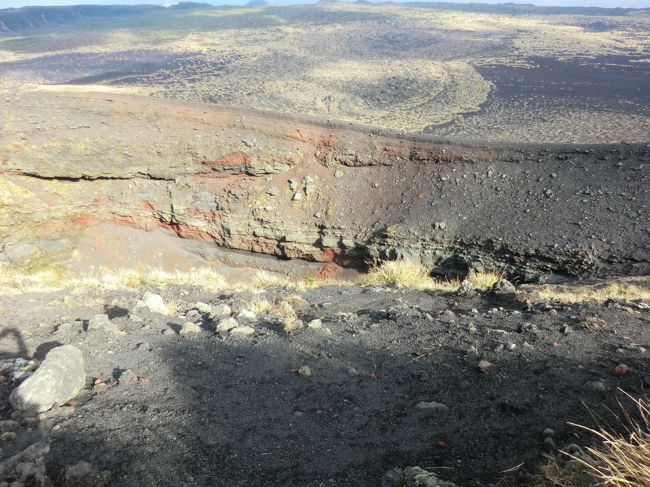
0,327,29,360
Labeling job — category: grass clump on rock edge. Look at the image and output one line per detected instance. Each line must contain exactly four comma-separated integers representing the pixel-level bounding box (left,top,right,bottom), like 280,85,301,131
361,260,459,293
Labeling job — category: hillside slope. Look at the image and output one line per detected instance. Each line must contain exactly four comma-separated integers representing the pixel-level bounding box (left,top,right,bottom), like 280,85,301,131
0,91,648,279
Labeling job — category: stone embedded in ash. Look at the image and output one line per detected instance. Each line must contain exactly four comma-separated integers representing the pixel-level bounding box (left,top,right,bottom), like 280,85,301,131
210,303,232,320
382,466,458,487
415,401,449,413
236,309,257,321
230,325,255,336
135,292,169,315
297,365,312,377
10,345,85,414
216,317,239,333
456,280,476,296
116,369,138,385
193,302,212,315
88,313,124,336
180,322,203,335
307,319,323,329
492,279,516,295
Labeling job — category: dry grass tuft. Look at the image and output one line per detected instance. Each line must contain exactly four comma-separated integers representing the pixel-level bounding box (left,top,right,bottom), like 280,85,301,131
533,282,650,304
0,264,229,294
465,269,507,291
107,267,228,292
252,271,296,290
0,263,343,296
361,260,459,293
523,452,592,487
569,393,650,486
509,392,650,487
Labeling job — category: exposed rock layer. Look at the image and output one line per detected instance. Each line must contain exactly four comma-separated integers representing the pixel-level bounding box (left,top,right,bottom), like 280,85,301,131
0,91,648,279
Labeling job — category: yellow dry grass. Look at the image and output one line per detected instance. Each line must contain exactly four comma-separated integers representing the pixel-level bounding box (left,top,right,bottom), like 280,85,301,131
0,264,344,296
570,394,650,487
361,260,459,293
465,269,507,291
532,282,650,304
252,271,296,290
506,393,650,487
0,264,229,294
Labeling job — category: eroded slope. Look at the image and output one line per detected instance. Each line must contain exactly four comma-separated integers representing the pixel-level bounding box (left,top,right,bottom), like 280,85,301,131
1,91,648,279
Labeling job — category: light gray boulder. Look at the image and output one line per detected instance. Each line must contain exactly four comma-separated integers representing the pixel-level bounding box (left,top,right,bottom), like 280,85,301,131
10,345,85,414
135,292,169,315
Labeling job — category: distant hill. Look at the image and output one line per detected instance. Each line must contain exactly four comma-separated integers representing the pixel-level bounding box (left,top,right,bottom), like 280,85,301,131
245,0,270,6
397,2,650,16
0,2,212,33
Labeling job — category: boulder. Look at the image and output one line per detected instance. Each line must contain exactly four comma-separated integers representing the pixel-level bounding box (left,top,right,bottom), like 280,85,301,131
230,325,255,336
209,303,231,320
193,302,212,315
135,292,169,315
456,280,476,296
10,345,85,414
87,314,124,336
492,279,516,295
180,322,202,335
216,317,238,333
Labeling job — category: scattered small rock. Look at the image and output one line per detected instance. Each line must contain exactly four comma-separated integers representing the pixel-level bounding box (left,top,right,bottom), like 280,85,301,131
236,309,256,321
456,280,476,296
382,466,458,487
415,401,448,413
477,359,493,373
179,322,202,335
230,325,255,336
216,317,239,333
194,302,212,315
492,279,516,295
297,365,312,377
116,369,138,385
210,303,232,320
0,358,39,381
612,364,630,376
88,313,124,336
307,319,323,329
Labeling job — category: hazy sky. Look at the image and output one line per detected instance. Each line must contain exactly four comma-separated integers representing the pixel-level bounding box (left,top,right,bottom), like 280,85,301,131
1,0,649,8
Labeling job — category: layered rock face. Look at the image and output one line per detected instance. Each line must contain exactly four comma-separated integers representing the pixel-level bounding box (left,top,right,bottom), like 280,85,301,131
1,91,648,279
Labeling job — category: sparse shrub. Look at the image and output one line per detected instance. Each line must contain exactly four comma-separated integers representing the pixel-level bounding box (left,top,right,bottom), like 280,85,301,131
304,276,316,287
